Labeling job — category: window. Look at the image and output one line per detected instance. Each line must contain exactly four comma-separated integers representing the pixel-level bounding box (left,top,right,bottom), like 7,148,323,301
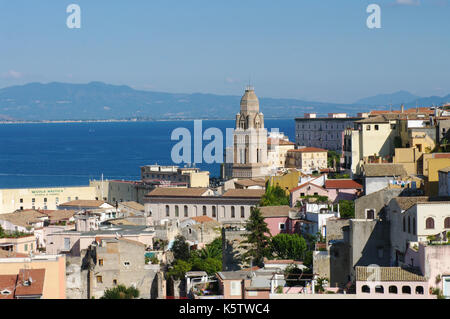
166,205,170,217
413,218,416,235
425,217,435,229
374,125,379,131
32,198,35,203
203,206,207,216
231,207,235,218
403,216,406,232
388,286,398,294
402,286,411,294
175,205,179,217
279,223,286,230
212,206,216,218
20,206,23,211
113,279,117,286
375,285,384,294
64,238,70,250
184,205,188,217
99,259,104,266
366,125,371,131
415,286,424,294
366,209,375,220
20,198,23,203
408,216,411,233
361,285,370,293
96,276,103,283
230,281,241,296
44,198,47,203
444,217,450,229
24,244,28,251
240,206,245,218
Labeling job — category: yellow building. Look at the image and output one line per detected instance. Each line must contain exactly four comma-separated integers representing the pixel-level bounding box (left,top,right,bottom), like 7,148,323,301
266,169,301,194
0,186,97,214
0,254,66,299
286,147,328,172
424,155,450,196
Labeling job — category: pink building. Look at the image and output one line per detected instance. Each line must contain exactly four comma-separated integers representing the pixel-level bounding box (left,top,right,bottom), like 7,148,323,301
290,182,329,207
325,179,362,203
260,206,301,236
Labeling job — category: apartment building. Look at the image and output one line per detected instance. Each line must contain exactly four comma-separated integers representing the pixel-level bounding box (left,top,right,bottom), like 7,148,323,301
295,113,362,152
286,147,328,172
141,165,209,188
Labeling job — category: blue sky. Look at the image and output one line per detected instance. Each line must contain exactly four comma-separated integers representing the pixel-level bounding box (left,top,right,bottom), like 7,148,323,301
0,0,449,103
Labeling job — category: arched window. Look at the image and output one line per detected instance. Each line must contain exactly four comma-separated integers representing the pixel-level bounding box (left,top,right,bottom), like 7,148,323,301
231,206,235,218
165,205,170,217
241,206,245,218
445,217,450,229
403,216,406,232
402,286,411,294
408,216,411,233
415,286,424,295
425,217,435,229
184,205,188,217
361,285,370,293
203,206,207,216
175,205,179,217
375,285,384,294
388,286,398,294
212,206,216,218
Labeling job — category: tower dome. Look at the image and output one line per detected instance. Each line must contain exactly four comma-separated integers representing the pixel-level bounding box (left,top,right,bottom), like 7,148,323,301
240,86,259,113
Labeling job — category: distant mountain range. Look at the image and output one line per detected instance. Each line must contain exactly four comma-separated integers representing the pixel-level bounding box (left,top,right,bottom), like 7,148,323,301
0,82,449,121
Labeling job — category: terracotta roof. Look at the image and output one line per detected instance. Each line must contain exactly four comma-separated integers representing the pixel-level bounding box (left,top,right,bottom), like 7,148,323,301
325,179,363,189
363,164,407,177
40,210,76,222
14,269,46,297
288,147,327,153
433,153,450,159
267,138,295,146
119,201,145,211
146,187,210,197
234,178,266,187
392,196,429,211
190,216,216,224
356,266,426,282
263,258,303,265
58,200,106,208
0,275,17,299
290,181,327,193
0,210,45,228
260,206,292,218
222,189,265,198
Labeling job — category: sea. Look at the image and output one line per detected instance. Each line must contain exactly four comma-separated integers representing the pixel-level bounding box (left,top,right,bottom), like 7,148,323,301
0,119,295,189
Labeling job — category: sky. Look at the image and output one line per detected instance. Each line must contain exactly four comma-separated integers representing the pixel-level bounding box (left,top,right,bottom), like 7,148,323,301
0,0,449,103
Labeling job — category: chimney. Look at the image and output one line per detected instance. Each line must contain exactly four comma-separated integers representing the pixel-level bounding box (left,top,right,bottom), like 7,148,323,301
401,104,405,113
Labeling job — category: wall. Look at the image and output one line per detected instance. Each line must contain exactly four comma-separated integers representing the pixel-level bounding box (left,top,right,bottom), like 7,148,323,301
355,188,402,220
426,158,450,196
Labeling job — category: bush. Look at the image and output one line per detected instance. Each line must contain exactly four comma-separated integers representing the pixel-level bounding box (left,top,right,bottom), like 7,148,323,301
339,200,355,219
101,285,140,299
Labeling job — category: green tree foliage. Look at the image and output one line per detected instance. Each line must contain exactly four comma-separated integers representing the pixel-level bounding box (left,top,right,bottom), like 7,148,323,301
270,234,307,260
171,235,190,261
339,200,355,219
167,259,192,280
242,207,271,266
260,182,289,207
190,257,222,275
327,151,341,169
100,285,140,299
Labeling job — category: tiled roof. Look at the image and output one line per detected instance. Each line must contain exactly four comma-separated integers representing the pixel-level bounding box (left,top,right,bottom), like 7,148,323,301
40,210,77,222
146,187,210,197
288,147,327,153
325,179,363,189
222,189,265,198
119,201,145,211
58,200,106,208
0,275,17,299
267,138,295,146
392,196,429,211
263,258,303,265
260,206,292,218
356,266,426,282
0,210,45,228
190,216,216,224
234,178,266,187
363,164,407,177
0,250,28,258
14,269,46,297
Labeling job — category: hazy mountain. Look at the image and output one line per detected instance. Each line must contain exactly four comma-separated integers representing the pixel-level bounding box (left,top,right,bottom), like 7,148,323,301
355,90,421,106
0,82,363,121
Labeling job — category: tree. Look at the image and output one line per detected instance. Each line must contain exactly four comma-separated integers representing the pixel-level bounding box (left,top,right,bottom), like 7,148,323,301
270,234,307,261
339,200,355,219
100,285,140,299
171,235,190,261
191,237,222,260
241,207,271,266
327,151,341,170
167,259,192,280
190,257,222,275
260,182,289,207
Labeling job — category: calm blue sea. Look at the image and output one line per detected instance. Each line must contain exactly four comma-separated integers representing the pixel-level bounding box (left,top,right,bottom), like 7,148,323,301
0,119,295,188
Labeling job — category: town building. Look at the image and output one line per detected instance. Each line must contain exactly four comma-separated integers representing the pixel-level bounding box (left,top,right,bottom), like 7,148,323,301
295,113,362,152
267,133,295,173
140,165,210,188
286,147,328,172
438,167,450,196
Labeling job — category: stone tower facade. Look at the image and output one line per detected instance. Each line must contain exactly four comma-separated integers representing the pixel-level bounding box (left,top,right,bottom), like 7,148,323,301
231,87,269,178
